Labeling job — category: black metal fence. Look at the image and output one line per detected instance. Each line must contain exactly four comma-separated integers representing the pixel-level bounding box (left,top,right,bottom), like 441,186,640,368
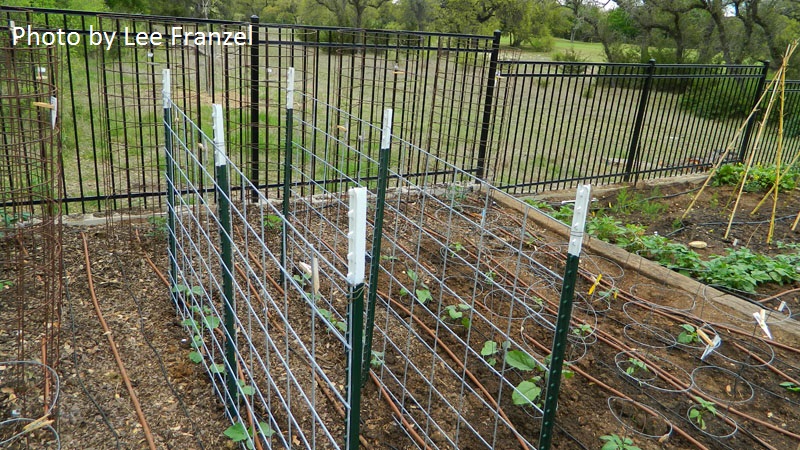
1,6,797,211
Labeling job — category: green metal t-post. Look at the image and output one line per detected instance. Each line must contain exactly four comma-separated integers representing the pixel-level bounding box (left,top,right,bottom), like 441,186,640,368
281,67,294,285
162,69,178,306
345,187,367,450
362,109,392,384
538,184,592,450
213,104,238,417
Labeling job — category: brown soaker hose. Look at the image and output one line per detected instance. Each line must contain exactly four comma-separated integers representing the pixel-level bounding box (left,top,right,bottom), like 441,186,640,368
81,232,158,450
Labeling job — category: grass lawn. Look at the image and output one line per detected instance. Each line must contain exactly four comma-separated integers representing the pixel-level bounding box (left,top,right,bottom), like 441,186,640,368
500,36,607,62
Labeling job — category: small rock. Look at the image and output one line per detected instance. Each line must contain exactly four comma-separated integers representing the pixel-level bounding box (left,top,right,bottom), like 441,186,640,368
688,240,708,249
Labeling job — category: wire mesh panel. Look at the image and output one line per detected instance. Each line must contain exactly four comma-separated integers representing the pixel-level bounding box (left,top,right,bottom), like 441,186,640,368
0,26,62,449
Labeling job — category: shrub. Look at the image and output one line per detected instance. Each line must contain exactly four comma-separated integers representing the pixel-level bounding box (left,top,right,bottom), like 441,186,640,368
552,49,588,74
527,34,554,52
681,77,758,119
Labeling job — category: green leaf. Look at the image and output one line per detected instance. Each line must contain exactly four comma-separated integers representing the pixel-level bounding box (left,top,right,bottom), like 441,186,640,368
191,334,204,349
181,318,198,328
238,380,256,395
224,422,249,442
210,363,225,374
481,340,498,356
416,289,433,304
406,269,418,282
188,351,203,364
487,357,497,367
505,350,537,371
512,380,541,405
203,315,221,329
255,421,275,437
190,286,204,296
780,381,800,392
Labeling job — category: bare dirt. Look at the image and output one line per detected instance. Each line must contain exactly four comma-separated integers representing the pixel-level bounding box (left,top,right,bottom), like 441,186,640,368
1,180,800,450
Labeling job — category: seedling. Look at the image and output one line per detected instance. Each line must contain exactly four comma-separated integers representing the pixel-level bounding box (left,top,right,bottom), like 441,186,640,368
402,269,433,305
571,323,593,337
443,303,471,328
262,214,282,230
449,242,465,254
481,340,499,366
317,308,347,333
780,381,800,393
600,434,641,450
370,351,385,368
625,358,649,377
224,421,275,449
238,379,256,396
483,270,496,285
292,272,310,287
172,284,204,297
146,215,168,237
689,396,717,430
512,376,542,406
677,324,701,345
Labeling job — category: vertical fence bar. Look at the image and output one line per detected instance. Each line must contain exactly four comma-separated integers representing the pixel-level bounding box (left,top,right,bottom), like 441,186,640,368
739,61,770,162
476,30,502,180
162,69,178,306
539,184,591,450
346,187,367,450
213,103,238,416
362,109,392,383
623,59,656,182
249,15,260,201
282,67,294,285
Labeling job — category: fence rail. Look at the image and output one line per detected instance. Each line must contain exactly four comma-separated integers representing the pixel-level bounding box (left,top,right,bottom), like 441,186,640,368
1,6,798,210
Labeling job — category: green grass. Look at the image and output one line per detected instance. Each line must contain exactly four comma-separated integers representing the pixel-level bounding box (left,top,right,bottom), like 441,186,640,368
500,36,607,62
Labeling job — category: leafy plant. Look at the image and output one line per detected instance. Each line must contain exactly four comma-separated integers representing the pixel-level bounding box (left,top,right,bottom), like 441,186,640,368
625,358,649,376
483,270,497,285
505,349,538,371
443,303,472,328
370,351,385,368
146,215,168,237
689,396,717,430
448,242,465,255
571,323,593,338
481,340,500,366
262,214,282,230
292,273,310,287
512,377,543,406
317,308,347,333
402,269,433,305
677,324,700,345
224,421,275,449
780,381,800,393
238,379,256,396
600,434,641,450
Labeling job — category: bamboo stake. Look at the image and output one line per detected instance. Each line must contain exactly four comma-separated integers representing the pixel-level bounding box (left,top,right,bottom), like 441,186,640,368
750,150,800,214
681,74,782,220
724,67,783,239
767,49,789,243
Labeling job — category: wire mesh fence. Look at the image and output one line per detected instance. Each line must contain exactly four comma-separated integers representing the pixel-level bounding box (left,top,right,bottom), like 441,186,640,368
0,23,62,448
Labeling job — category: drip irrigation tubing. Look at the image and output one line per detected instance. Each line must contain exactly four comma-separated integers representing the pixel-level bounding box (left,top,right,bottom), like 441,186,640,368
469,225,800,446
113,244,208,450
63,267,121,449
80,232,158,450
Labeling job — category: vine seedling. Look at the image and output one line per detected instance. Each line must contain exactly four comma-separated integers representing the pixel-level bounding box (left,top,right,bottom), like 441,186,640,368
370,351,385,368
571,323,593,337
780,381,800,393
224,421,275,449
317,308,347,333
677,324,701,345
599,434,641,450
625,358,649,377
401,269,433,305
689,396,717,430
443,303,471,328
262,214,282,230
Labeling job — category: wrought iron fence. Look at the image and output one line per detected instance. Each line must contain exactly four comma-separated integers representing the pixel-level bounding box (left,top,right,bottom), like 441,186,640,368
1,6,797,209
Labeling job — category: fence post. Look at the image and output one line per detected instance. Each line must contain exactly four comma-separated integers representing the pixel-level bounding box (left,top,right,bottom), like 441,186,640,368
538,184,591,450
738,61,770,162
282,67,295,285
249,15,260,201
346,187,368,450
362,109,392,384
162,69,178,306
623,59,656,182
213,103,238,417
476,30,502,180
